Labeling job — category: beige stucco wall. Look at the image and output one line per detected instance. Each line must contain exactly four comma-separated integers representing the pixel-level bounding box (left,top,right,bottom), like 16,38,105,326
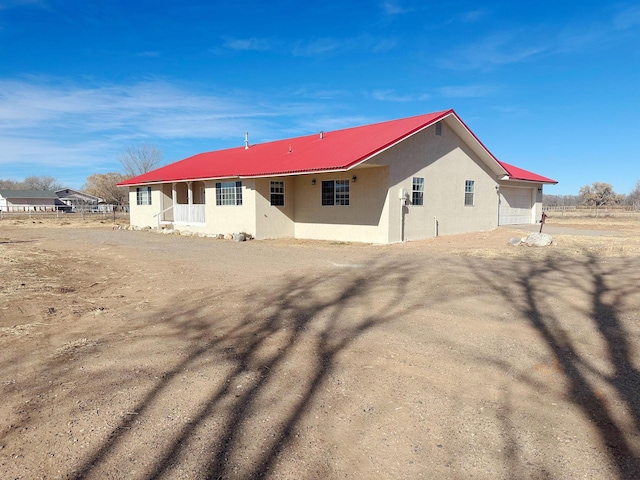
254,178,295,239
366,121,500,242
128,186,163,228
203,179,256,236
292,166,390,243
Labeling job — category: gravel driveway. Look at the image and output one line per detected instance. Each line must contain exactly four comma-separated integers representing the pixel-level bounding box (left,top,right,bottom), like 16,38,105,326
1,222,639,479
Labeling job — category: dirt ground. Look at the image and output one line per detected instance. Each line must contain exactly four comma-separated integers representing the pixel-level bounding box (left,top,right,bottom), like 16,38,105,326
1,214,639,479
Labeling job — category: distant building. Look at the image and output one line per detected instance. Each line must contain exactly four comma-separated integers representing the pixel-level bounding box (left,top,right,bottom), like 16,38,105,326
55,189,103,212
0,189,61,212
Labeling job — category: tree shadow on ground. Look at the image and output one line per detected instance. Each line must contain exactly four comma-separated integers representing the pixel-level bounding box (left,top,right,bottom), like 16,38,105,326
64,256,423,479
469,253,640,479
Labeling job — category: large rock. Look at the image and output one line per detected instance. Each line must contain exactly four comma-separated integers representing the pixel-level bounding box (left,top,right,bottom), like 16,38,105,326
524,232,553,247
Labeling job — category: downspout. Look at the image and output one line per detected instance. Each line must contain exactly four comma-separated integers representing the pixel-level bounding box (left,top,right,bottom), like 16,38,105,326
399,188,406,242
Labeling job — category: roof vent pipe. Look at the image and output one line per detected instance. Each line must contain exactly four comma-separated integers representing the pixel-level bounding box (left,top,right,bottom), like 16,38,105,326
244,132,249,150
320,131,324,139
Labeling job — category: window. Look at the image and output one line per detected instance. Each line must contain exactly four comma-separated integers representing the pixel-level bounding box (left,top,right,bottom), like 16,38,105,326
465,180,475,206
270,181,284,206
216,181,243,206
322,180,350,206
435,121,442,136
412,177,424,205
136,186,152,205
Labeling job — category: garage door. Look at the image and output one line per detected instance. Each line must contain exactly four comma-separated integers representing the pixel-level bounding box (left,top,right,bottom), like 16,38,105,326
499,187,533,225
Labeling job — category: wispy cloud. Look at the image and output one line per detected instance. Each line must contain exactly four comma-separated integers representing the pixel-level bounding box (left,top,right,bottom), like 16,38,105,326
292,38,342,56
613,5,640,30
438,84,497,98
0,0,46,11
438,5,640,71
137,51,160,57
223,37,272,52
371,89,431,102
372,37,398,53
291,87,347,100
0,77,336,181
381,1,411,16
436,31,548,70
291,35,397,57
460,8,488,23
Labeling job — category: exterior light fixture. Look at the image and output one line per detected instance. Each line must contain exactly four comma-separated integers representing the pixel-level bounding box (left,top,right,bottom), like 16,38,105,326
352,175,357,182
311,178,316,185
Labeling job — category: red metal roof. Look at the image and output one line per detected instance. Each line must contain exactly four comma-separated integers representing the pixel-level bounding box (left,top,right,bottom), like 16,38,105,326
498,160,557,184
119,110,556,186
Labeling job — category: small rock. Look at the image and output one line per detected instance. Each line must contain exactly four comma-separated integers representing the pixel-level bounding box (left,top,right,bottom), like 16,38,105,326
508,237,522,246
224,233,233,240
233,233,246,242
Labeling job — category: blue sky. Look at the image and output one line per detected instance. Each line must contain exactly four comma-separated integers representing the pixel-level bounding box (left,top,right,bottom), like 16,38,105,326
0,0,638,195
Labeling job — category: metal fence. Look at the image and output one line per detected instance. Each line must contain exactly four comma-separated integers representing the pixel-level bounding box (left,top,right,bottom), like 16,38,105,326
0,205,129,221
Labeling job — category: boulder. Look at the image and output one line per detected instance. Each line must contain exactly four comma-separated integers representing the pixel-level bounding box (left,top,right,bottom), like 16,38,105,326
224,233,233,240
524,232,553,247
508,237,522,246
233,233,246,242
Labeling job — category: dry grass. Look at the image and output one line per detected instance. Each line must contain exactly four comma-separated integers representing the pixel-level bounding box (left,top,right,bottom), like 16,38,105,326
0,212,129,228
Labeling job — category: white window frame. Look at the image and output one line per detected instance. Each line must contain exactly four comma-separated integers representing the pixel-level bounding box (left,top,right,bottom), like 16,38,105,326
465,180,475,206
322,179,350,206
412,177,424,206
270,181,285,206
216,181,243,206
136,186,152,205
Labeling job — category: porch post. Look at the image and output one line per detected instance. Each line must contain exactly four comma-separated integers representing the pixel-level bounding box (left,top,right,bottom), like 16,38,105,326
171,183,177,222
187,182,193,223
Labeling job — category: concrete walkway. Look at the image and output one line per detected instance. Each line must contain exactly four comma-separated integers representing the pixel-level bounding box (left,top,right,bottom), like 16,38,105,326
500,224,624,237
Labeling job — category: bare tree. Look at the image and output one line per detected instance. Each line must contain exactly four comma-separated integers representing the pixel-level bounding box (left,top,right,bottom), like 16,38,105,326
0,178,23,189
578,182,622,215
21,175,63,191
626,180,640,210
83,172,129,206
119,143,162,178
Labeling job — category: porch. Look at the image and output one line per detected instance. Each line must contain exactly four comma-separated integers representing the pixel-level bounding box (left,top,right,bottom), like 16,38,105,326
158,181,206,227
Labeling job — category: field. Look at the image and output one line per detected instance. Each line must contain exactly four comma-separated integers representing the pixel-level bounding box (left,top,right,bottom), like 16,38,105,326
1,214,639,479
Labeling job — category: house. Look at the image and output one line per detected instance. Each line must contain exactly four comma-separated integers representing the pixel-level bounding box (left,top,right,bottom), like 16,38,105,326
55,188,105,212
0,189,62,212
119,109,557,244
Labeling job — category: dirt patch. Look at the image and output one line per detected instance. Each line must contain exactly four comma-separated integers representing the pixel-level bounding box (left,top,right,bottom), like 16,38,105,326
1,220,639,479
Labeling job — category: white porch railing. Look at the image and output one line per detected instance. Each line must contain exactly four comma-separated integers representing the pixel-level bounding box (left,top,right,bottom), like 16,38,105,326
174,204,205,224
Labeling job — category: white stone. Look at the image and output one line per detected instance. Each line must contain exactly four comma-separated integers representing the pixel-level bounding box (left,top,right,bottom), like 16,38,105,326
524,233,553,247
